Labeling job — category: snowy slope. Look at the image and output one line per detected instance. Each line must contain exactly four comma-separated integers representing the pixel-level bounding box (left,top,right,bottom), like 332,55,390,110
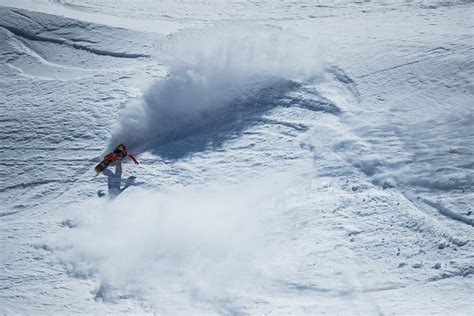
0,1,473,314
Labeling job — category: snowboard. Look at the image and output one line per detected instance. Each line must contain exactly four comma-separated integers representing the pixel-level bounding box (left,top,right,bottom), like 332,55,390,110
94,153,116,174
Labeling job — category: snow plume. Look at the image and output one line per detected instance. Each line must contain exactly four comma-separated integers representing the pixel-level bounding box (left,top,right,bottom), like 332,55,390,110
51,172,298,312
109,23,324,155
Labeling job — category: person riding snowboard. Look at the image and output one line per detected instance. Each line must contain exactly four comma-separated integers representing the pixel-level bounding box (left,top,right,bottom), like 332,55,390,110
95,144,139,174
111,144,139,164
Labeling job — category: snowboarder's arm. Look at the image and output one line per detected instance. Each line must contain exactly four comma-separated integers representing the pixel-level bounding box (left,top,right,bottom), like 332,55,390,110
129,154,139,164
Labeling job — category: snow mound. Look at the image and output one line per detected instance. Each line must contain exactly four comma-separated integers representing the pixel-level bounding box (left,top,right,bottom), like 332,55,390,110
0,7,154,58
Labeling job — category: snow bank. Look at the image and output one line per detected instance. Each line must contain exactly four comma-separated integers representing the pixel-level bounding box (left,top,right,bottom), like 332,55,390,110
51,171,299,311
108,24,324,155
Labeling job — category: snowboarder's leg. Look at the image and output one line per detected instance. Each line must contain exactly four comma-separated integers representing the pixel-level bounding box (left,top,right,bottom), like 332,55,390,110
115,162,122,178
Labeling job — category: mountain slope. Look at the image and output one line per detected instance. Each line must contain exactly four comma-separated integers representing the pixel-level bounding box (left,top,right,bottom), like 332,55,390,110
0,2,472,314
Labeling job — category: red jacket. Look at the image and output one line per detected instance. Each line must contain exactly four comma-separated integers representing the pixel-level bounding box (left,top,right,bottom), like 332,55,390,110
104,152,139,164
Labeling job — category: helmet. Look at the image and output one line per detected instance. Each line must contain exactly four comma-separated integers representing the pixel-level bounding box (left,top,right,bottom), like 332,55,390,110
114,144,127,156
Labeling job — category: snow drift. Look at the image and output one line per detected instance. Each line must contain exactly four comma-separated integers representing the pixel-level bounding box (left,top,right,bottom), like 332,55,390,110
108,24,324,156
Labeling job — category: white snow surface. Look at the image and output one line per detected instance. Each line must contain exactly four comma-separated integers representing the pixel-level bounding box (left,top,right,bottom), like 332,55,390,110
0,1,473,314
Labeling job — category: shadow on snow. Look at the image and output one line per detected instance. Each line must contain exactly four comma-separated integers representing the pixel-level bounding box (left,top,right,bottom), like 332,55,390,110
141,78,340,160
98,162,137,199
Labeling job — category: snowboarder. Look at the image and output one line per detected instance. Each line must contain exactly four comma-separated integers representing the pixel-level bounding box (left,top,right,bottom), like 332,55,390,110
94,144,139,174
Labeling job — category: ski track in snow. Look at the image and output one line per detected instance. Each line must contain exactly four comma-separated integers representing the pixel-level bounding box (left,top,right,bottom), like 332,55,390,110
0,1,473,315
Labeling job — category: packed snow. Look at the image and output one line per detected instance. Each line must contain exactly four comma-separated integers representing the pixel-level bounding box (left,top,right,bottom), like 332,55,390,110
0,1,473,314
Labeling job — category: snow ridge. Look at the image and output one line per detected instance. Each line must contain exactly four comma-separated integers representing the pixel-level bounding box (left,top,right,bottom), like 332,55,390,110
0,22,149,58
0,7,153,59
